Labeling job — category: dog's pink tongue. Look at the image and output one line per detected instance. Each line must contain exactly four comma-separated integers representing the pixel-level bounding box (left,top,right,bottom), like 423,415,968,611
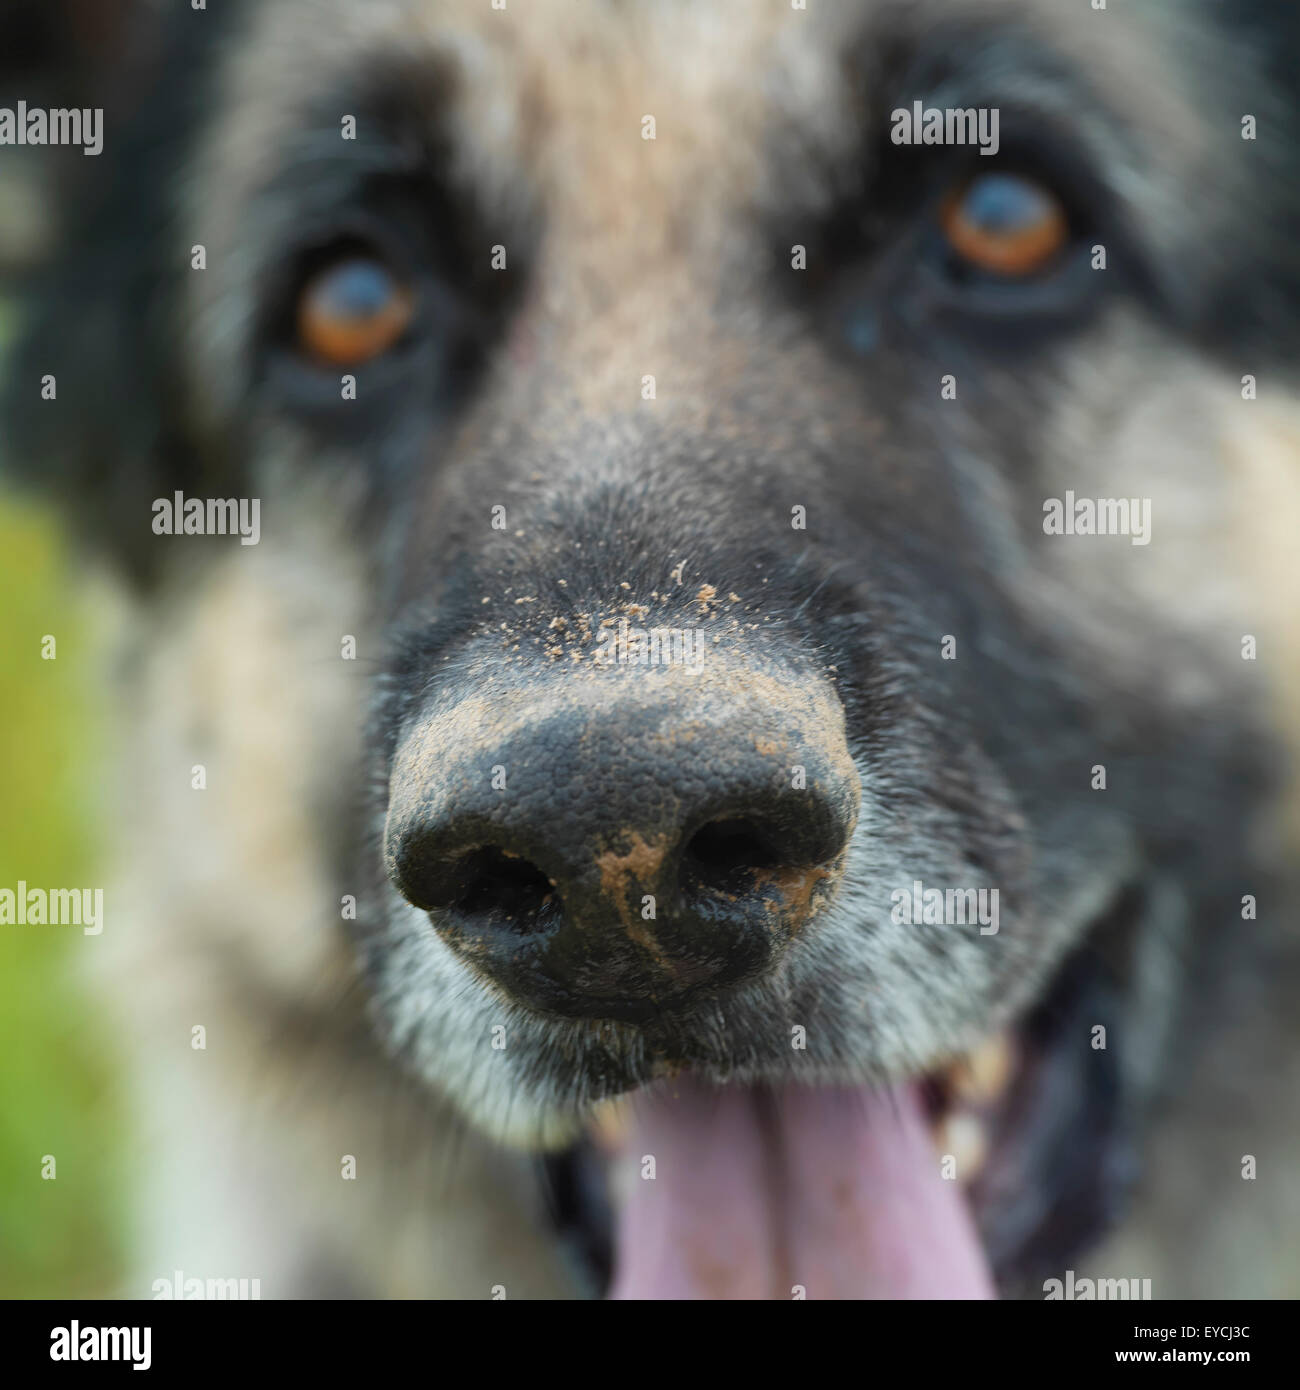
608,1078,993,1299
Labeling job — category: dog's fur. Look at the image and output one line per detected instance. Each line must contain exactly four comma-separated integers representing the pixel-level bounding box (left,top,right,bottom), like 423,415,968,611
7,0,1300,1297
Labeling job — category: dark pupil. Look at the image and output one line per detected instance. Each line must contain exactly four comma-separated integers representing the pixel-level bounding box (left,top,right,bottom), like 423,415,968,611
318,259,396,320
961,173,1047,233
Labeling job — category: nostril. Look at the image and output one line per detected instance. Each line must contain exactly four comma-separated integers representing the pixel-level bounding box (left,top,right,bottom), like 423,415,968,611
454,848,556,926
397,843,558,932
683,818,780,892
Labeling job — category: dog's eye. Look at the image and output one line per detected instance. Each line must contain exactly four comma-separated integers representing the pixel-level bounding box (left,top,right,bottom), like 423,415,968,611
295,255,414,365
939,172,1068,278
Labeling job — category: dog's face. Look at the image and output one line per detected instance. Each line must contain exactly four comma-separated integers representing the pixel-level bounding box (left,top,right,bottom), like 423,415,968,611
14,0,1300,1296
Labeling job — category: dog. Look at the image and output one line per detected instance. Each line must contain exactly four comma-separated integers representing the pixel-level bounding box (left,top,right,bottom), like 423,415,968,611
6,0,1300,1299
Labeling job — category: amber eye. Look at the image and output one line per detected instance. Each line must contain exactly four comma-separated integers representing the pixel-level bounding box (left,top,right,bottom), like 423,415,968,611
940,172,1069,278
295,255,414,365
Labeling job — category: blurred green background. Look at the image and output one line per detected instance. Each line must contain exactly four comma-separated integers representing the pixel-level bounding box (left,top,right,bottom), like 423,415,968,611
0,340,124,1294
0,3,129,1300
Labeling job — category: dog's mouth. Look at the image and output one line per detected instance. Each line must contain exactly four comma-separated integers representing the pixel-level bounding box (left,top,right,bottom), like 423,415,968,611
542,899,1140,1299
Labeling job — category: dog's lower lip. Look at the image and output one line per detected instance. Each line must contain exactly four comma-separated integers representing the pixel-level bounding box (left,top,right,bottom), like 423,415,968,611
590,1028,1020,1189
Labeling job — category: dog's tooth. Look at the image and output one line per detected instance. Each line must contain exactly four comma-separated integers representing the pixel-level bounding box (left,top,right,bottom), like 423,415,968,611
948,1032,1015,1105
935,1111,988,1183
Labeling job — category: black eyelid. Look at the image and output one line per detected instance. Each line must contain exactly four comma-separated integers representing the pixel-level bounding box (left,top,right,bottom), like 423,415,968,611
289,215,416,284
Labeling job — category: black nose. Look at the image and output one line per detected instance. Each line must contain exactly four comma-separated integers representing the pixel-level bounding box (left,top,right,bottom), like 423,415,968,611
383,660,859,1022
